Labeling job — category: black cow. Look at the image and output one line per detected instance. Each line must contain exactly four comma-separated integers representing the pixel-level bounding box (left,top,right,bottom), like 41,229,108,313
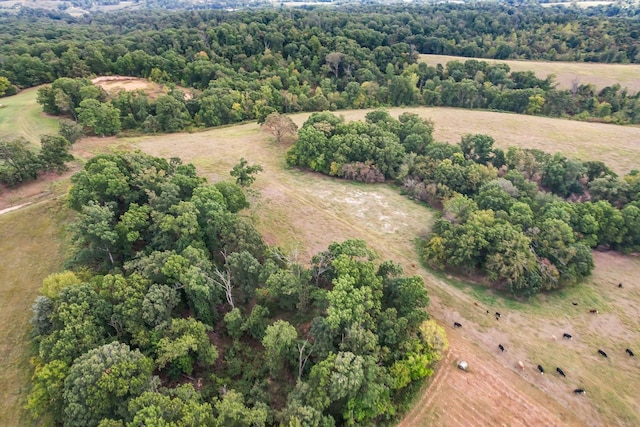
626,348,635,357
572,302,578,306
574,388,586,395
556,367,566,377
453,322,462,328
598,349,608,358
563,333,573,340
537,364,544,374
498,344,505,352
618,283,623,288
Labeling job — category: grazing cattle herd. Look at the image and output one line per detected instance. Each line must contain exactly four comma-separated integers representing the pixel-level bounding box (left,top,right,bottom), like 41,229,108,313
454,283,636,399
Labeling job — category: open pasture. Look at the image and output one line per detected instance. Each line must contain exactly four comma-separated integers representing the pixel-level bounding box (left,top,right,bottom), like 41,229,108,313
420,54,640,94
131,108,640,425
2,102,639,425
0,200,70,426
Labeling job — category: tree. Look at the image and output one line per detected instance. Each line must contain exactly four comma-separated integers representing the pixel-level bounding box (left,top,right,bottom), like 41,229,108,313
26,359,68,421
63,342,153,427
262,320,297,376
141,284,180,329
40,270,82,299
39,135,74,173
71,201,119,268
542,153,586,197
59,119,84,144
0,76,10,97
77,99,121,136
214,390,268,427
38,283,111,365
325,52,345,79
154,95,191,133
460,134,496,165
230,158,263,187
155,318,218,376
261,112,298,144
0,137,41,185
30,295,54,337
128,385,215,427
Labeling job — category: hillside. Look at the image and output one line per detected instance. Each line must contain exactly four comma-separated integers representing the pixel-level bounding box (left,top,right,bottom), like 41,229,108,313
420,54,640,94
2,87,640,424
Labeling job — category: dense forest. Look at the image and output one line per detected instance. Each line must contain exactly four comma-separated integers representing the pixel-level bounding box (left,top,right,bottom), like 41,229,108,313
27,151,446,426
287,110,640,295
1,4,640,128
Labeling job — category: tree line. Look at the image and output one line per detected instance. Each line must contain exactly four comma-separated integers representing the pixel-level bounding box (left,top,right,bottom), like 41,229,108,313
2,5,640,126
287,110,640,296
28,151,446,426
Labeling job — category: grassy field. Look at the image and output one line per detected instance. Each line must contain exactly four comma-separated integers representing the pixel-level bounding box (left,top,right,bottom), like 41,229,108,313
420,54,640,94
0,199,70,426
2,101,640,425
0,87,59,143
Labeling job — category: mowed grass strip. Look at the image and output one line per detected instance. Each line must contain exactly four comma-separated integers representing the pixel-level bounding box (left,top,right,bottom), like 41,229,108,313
420,53,640,94
0,87,59,143
0,199,71,426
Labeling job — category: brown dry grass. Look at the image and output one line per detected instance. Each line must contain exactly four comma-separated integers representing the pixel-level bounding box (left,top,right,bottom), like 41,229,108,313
420,54,640,94
0,199,70,426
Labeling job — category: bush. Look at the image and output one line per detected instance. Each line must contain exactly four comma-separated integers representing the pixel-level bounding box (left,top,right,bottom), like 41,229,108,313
340,161,385,183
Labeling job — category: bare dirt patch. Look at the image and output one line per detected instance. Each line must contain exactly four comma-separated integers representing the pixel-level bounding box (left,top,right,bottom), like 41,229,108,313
92,76,193,100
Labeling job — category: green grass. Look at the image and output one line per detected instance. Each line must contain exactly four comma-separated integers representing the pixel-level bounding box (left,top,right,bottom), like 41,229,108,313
0,199,71,426
0,87,59,144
